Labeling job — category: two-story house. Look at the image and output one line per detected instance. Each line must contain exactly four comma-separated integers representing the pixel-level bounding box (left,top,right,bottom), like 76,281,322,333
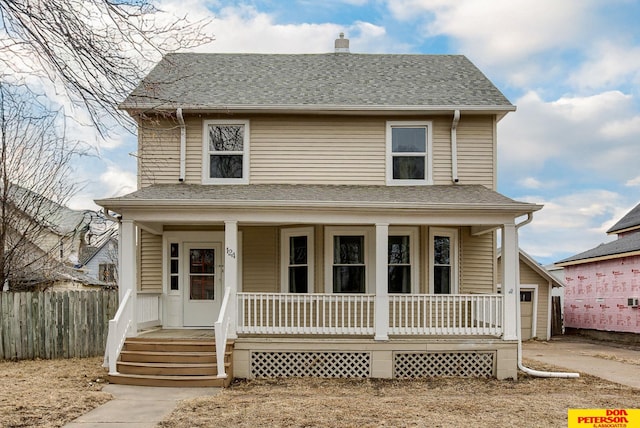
98,35,541,386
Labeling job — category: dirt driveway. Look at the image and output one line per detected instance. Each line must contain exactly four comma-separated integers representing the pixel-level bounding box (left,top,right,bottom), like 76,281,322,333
523,335,640,388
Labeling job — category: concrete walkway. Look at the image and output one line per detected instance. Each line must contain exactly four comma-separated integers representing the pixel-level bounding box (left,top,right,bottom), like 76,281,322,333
523,336,640,389
64,384,221,428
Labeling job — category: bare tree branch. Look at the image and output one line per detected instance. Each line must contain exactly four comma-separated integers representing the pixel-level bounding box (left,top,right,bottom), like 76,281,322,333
0,0,212,135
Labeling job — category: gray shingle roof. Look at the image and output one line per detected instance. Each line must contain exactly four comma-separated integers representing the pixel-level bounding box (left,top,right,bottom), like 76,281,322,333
556,231,640,265
96,184,539,214
121,53,513,111
607,202,640,234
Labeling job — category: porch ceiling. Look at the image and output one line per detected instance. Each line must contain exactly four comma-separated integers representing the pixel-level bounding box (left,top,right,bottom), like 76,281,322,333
96,184,541,227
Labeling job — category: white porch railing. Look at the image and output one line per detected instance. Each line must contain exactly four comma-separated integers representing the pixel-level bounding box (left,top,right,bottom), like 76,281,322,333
238,293,376,335
238,293,502,337
136,292,161,329
214,286,232,379
104,289,134,375
389,294,503,336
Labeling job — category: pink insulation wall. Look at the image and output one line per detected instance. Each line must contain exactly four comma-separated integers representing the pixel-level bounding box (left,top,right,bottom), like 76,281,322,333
564,255,640,333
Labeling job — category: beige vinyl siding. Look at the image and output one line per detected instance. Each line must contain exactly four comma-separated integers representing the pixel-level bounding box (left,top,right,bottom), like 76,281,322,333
432,117,453,185
242,226,279,292
139,114,496,186
139,230,162,292
138,117,181,188
459,227,495,294
250,116,385,184
456,116,495,189
185,115,203,183
519,262,550,339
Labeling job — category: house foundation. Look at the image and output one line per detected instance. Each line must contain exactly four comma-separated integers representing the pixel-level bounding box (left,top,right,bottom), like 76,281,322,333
233,337,518,380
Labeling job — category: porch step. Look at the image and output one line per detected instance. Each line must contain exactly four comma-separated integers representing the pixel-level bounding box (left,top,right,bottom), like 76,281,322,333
108,373,228,388
108,338,234,388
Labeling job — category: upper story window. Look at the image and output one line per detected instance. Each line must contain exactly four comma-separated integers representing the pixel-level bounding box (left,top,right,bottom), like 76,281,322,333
202,120,250,184
386,121,432,185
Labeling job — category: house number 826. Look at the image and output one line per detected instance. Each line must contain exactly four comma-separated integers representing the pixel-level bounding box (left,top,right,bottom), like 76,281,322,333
226,248,236,259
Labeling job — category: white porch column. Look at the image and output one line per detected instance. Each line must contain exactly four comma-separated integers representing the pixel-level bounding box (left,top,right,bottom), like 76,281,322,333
375,223,389,341
119,219,137,336
224,220,238,339
501,222,519,341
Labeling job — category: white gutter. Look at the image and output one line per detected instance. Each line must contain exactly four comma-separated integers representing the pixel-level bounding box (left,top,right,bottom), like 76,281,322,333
451,110,460,183
102,207,120,222
514,213,579,378
177,108,186,182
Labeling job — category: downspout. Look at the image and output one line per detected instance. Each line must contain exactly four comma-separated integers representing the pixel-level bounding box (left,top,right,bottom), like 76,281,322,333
177,108,186,182
451,109,460,183
514,213,579,378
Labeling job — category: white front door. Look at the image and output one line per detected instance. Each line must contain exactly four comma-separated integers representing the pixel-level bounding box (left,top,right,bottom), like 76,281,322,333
183,242,223,327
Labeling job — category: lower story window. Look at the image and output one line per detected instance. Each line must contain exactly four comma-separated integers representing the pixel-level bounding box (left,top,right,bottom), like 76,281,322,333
388,235,411,293
430,228,458,294
333,235,365,293
281,227,314,293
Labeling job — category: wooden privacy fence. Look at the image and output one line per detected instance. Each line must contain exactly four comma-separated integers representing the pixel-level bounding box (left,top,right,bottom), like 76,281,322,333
0,290,118,360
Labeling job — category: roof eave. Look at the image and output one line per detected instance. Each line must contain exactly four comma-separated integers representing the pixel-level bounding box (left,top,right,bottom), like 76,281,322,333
119,103,516,116
555,249,640,267
95,197,541,215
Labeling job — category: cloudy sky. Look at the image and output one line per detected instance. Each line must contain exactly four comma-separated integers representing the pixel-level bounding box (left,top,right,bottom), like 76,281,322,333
69,0,640,266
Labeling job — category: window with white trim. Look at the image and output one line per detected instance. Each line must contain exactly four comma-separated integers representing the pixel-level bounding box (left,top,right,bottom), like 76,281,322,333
280,227,314,293
388,227,420,294
325,227,373,294
429,228,458,294
386,121,432,185
202,120,249,184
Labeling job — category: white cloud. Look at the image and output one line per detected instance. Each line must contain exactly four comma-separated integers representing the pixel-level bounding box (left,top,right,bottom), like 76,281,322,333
155,2,400,54
517,190,631,262
518,177,543,189
99,165,137,198
499,90,640,181
626,176,640,187
386,0,594,64
569,41,640,91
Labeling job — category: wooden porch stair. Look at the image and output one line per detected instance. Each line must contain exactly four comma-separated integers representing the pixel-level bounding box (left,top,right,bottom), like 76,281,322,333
108,337,234,387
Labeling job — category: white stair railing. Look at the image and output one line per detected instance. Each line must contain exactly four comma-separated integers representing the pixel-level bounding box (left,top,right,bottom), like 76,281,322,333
214,286,232,379
104,289,134,375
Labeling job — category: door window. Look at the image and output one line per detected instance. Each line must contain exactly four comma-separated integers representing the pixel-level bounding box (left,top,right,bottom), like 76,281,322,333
189,248,215,300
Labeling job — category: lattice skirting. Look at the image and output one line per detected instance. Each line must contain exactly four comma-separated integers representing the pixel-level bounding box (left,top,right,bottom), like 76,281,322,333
394,352,495,378
251,351,371,378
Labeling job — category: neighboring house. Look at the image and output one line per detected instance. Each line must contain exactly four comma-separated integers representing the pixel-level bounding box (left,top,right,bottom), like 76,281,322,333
498,250,564,341
2,184,96,290
79,228,118,286
556,202,640,336
97,35,541,385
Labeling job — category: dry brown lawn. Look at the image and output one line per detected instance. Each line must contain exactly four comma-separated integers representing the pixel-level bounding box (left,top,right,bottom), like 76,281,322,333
160,359,639,428
0,357,110,428
1,357,638,428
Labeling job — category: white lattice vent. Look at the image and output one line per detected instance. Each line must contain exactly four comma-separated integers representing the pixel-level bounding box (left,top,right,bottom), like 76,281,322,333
394,352,494,378
251,352,371,378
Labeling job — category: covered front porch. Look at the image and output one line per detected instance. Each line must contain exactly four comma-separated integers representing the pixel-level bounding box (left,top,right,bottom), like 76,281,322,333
99,184,540,382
